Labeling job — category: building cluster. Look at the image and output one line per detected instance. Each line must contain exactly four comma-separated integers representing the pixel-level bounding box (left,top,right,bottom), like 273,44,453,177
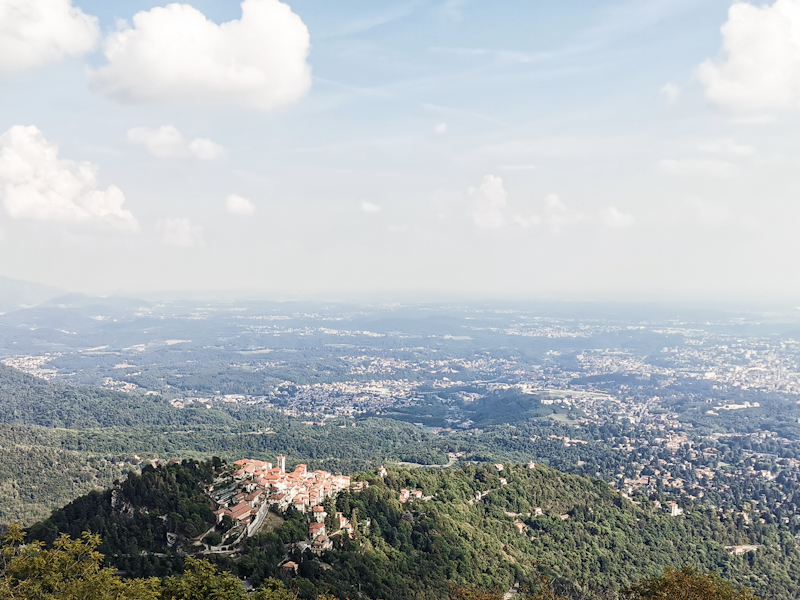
1,354,59,379
209,456,351,538
227,335,799,430
399,488,425,503
102,377,140,392
652,500,684,517
727,544,760,556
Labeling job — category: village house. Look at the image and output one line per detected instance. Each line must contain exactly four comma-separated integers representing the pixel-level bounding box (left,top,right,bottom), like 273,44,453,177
313,505,327,523
728,544,760,556
279,561,298,575
335,512,354,537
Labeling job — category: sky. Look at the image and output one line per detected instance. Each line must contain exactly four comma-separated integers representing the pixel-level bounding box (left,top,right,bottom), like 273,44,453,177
0,0,799,302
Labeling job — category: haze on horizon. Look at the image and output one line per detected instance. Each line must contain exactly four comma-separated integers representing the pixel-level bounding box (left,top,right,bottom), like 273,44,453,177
1,0,799,303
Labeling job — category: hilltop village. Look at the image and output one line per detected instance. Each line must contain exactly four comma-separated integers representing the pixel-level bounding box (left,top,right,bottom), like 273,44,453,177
203,457,438,559
207,456,358,552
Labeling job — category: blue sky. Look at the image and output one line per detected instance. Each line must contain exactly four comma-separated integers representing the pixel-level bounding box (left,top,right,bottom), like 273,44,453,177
0,0,798,301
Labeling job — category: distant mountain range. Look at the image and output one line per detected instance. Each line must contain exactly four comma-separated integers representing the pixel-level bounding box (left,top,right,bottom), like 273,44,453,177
0,276,159,314
0,276,64,313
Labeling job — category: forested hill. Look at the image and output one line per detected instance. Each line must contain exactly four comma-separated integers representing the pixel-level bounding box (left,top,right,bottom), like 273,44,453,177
305,464,800,599
24,461,800,599
0,363,227,428
28,460,221,577
0,363,446,465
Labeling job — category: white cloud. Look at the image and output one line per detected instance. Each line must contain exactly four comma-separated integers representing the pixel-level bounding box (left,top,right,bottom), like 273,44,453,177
697,0,800,114
599,206,635,228
0,125,137,230
226,194,256,215
660,83,680,103
470,174,507,228
544,193,570,234
127,126,226,160
157,217,204,247
188,138,226,160
127,126,184,159
542,193,594,234
0,0,99,74
361,201,381,213
434,122,447,134
544,193,567,213
468,183,621,233
90,0,311,110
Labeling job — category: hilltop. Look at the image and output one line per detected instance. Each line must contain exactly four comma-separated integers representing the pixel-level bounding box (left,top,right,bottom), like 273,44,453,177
25,459,800,599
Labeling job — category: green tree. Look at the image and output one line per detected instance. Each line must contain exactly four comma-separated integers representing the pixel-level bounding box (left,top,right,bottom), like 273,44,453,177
0,523,160,600
161,556,293,600
625,566,760,600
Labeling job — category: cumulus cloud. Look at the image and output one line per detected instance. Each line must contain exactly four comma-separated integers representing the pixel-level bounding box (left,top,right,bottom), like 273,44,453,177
543,194,626,233
697,0,800,114
434,122,447,134
0,125,137,231
90,0,311,110
598,206,635,228
226,194,256,215
470,174,507,228
660,83,680,103
157,217,204,247
466,182,630,233
127,126,226,160
544,193,566,213
361,201,381,214
543,193,571,234
0,0,99,74
469,179,587,232
188,138,227,160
